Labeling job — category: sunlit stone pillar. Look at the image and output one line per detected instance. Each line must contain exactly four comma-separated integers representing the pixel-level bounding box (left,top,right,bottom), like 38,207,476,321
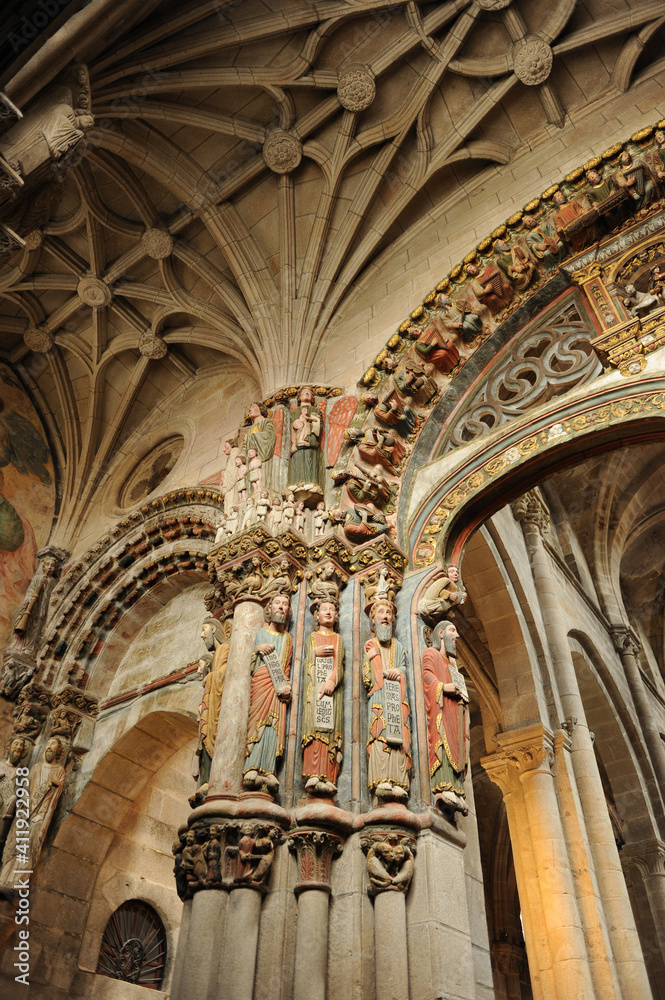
484,726,595,1000
622,841,665,969
513,491,653,1000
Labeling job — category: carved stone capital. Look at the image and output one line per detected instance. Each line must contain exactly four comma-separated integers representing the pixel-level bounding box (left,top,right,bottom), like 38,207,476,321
622,841,665,879
288,827,344,894
493,940,527,978
360,828,417,897
511,489,550,535
10,682,51,743
483,725,555,791
209,526,306,615
173,818,285,899
609,624,641,658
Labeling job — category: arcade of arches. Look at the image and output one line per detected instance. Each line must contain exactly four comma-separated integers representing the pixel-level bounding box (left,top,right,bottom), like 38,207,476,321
1,2,665,999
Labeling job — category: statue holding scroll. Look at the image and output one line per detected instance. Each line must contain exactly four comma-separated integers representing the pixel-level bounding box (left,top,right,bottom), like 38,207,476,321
362,600,411,802
422,620,469,816
243,594,293,796
301,599,344,796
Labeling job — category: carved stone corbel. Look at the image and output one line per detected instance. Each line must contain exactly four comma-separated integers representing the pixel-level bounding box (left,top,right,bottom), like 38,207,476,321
360,829,417,897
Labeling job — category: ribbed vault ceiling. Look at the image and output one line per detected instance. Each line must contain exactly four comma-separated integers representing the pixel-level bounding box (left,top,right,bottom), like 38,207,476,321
1,0,664,546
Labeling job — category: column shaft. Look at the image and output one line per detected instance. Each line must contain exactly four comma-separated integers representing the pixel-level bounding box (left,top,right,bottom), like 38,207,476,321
218,888,262,1000
374,890,409,1000
209,599,265,796
293,889,329,1000
520,513,653,1000
178,891,229,1000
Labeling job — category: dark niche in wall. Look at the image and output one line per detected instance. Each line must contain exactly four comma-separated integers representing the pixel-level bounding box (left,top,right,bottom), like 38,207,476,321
96,898,167,989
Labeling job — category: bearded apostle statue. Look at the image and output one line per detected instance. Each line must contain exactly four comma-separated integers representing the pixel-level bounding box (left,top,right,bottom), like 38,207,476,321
422,619,469,816
362,599,411,803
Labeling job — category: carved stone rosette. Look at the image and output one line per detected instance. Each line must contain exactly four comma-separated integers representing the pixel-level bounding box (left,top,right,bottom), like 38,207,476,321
360,828,417,897
173,818,285,899
288,828,344,895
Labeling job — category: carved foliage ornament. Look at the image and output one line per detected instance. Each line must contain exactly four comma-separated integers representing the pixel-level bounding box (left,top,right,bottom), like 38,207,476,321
288,828,344,894
23,327,53,353
141,227,173,260
337,68,376,112
263,130,302,174
138,332,168,359
512,37,553,86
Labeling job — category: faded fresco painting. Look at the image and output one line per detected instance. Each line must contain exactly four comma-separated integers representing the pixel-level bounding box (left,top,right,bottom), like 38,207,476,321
0,365,55,651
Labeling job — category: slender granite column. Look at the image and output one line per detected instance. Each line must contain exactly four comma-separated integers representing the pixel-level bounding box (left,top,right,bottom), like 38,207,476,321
209,597,266,796
361,822,418,1000
610,629,665,796
513,491,653,1000
622,842,665,968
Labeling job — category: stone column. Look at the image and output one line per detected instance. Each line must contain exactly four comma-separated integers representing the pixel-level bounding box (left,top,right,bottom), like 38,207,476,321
493,941,526,1000
609,628,665,796
361,825,417,1000
485,726,595,1000
513,491,653,1000
172,813,286,1000
622,841,665,968
209,597,266,797
219,888,262,1000
289,828,344,1000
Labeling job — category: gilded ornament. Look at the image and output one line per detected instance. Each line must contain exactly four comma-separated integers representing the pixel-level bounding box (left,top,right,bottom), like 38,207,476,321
263,130,302,174
564,167,584,184
411,305,424,320
523,198,540,213
477,236,493,254
485,455,507,476
506,211,523,227
541,184,559,199
399,319,411,333
601,143,622,161
387,334,401,349
436,278,451,291
463,250,478,264
518,436,538,454
468,471,485,488
512,38,553,86
491,225,507,239
619,358,646,376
